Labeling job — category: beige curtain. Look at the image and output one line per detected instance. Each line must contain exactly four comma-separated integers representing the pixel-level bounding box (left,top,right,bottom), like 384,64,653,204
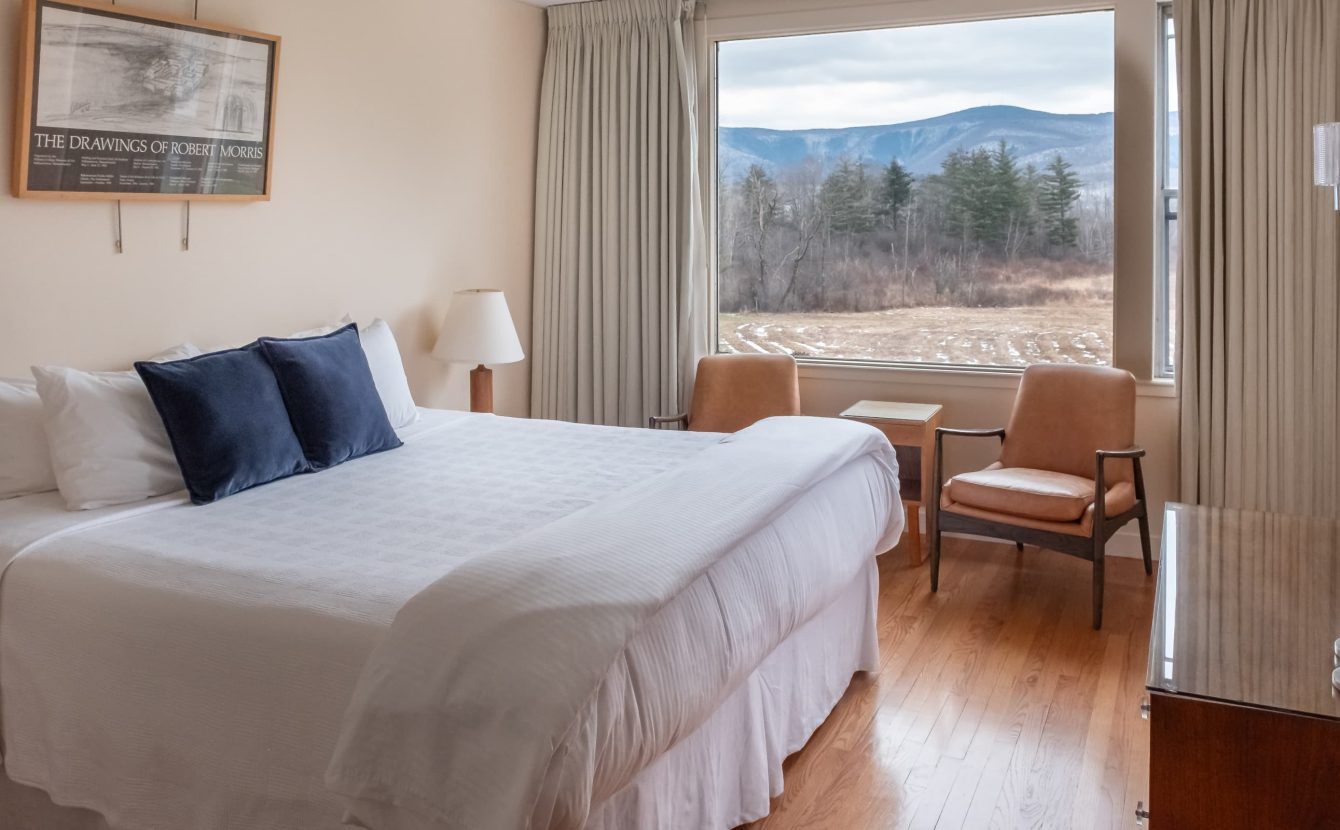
1175,0,1340,517
530,0,707,426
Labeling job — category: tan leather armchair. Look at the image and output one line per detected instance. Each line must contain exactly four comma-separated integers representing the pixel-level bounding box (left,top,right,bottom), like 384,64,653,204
649,354,800,432
931,364,1152,629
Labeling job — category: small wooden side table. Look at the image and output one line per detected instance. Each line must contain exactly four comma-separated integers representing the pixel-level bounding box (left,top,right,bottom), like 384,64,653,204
839,400,943,566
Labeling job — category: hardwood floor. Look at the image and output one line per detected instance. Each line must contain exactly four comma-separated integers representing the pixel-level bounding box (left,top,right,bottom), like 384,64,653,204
740,536,1157,830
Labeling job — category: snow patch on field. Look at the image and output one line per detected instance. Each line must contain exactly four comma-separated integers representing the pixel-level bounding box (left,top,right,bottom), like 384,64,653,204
718,305,1113,367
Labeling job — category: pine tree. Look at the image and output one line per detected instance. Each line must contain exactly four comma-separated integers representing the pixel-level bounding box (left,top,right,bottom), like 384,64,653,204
820,158,876,235
877,158,914,226
1039,154,1081,251
939,147,999,247
1008,162,1043,259
938,149,971,243
988,141,1027,245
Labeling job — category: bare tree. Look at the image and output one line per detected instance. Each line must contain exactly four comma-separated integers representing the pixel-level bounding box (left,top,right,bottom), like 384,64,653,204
737,165,780,311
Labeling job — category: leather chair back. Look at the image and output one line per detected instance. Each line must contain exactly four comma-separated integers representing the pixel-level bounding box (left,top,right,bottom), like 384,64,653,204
689,354,801,433
1000,364,1137,482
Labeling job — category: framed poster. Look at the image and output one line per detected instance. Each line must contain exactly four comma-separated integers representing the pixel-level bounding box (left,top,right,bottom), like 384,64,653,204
11,0,280,200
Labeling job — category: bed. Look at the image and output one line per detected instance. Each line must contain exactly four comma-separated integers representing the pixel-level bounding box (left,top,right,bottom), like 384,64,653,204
0,409,903,830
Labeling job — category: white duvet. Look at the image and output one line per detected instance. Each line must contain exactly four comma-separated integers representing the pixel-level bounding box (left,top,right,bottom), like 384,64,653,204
0,410,901,830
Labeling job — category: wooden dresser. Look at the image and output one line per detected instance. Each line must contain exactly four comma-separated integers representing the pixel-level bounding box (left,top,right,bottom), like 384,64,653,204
1145,504,1340,829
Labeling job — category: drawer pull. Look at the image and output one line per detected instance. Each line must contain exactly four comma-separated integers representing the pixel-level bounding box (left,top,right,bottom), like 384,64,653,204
1139,698,1151,719
1135,801,1150,825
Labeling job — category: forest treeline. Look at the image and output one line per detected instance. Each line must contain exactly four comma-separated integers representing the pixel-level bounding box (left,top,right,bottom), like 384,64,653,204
718,141,1114,314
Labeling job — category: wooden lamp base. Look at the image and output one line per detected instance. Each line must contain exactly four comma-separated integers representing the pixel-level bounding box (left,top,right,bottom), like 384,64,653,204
469,364,493,413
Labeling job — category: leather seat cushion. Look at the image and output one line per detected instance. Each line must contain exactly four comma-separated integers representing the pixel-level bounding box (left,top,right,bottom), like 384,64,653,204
946,466,1096,522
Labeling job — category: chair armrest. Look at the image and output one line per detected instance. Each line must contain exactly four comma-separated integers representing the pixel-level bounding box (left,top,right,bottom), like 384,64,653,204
1096,446,1146,460
1093,447,1148,525
935,427,1006,440
648,413,689,430
931,427,1006,527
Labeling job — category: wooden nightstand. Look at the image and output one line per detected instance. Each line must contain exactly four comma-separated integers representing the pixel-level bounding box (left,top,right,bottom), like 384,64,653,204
839,400,944,566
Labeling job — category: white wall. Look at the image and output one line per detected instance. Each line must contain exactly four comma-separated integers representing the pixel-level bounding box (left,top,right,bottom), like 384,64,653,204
706,0,1179,555
0,0,546,417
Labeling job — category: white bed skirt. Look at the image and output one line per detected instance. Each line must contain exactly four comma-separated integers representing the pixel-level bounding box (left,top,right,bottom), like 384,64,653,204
0,558,879,830
586,557,880,829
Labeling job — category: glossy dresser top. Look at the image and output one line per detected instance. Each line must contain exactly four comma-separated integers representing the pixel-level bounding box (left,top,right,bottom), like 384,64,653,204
1148,503,1340,720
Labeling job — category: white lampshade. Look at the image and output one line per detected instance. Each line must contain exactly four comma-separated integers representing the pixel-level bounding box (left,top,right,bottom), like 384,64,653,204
432,289,525,366
1314,123,1340,186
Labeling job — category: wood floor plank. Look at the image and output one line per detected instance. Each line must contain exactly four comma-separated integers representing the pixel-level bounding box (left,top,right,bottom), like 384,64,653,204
935,567,1055,829
738,537,1156,830
979,582,1081,829
1067,632,1130,829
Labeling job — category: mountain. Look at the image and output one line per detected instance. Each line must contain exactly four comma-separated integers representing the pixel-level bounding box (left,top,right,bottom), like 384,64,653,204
719,105,1114,190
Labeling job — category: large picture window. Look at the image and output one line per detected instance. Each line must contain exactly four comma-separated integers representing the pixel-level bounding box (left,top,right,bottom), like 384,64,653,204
714,11,1116,368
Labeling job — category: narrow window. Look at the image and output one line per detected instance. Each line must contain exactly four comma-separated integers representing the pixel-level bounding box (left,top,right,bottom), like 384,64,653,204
1156,4,1179,378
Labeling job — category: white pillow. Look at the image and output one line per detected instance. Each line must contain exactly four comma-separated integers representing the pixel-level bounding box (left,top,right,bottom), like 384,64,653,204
289,315,354,339
0,378,58,500
359,319,419,429
33,344,200,511
191,317,417,428
198,318,353,354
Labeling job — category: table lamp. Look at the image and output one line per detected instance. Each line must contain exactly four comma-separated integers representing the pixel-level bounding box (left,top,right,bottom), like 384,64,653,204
432,289,524,413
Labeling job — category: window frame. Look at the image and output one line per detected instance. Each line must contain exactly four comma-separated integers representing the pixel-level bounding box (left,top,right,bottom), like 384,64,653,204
1154,2,1177,379
701,0,1164,383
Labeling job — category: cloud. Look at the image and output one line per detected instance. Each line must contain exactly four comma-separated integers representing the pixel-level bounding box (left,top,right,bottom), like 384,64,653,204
717,11,1115,130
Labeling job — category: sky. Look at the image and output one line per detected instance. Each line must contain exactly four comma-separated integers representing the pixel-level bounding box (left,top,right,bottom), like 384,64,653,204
717,11,1116,130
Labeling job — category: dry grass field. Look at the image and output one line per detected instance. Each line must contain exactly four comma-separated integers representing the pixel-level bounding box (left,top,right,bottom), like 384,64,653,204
718,302,1113,367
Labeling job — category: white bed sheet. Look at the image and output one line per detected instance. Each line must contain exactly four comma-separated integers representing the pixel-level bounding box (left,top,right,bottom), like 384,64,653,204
0,409,897,830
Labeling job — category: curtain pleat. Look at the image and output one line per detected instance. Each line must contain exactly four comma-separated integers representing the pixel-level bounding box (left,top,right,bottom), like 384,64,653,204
1176,0,1340,517
531,0,706,426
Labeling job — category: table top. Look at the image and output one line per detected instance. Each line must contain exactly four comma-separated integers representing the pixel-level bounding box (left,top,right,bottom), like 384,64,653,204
1147,503,1340,721
839,400,943,425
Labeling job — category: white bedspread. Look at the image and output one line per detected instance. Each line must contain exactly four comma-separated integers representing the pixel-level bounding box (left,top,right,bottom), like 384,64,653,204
0,410,901,830
327,416,902,830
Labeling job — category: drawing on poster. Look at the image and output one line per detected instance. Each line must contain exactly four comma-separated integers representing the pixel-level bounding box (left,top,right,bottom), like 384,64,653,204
36,5,270,143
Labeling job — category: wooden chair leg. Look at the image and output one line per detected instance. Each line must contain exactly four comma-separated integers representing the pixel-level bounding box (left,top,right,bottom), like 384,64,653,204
1138,509,1153,575
1092,535,1106,630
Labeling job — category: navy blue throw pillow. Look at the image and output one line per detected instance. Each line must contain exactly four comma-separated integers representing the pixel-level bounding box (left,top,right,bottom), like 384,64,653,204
135,345,311,504
258,324,402,469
